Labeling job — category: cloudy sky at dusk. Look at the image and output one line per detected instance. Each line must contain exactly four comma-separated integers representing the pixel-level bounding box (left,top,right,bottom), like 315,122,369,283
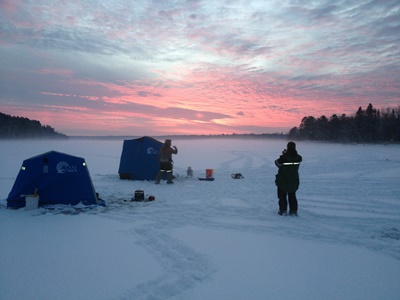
1,0,399,136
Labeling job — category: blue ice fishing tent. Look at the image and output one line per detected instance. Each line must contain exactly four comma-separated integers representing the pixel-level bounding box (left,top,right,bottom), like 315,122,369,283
118,136,163,180
7,151,103,208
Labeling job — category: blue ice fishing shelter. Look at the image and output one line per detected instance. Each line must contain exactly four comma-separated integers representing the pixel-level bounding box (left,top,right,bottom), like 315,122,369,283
118,136,163,180
7,151,103,208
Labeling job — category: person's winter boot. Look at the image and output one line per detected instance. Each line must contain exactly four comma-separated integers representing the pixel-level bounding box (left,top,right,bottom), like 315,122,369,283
167,171,174,184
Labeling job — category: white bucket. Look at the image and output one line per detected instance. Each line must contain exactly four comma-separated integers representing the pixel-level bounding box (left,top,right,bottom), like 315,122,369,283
25,195,39,211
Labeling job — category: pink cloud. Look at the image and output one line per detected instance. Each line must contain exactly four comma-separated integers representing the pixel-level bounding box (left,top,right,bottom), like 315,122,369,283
0,0,20,15
30,65,349,135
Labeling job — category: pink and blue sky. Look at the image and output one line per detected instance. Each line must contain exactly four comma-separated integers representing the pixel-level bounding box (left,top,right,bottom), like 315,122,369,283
1,0,399,136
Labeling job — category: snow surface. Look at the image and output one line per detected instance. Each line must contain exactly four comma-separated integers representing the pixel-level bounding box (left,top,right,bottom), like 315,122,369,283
0,138,399,300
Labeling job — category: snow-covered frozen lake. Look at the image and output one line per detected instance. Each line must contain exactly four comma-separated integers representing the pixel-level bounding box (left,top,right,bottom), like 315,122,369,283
0,138,399,300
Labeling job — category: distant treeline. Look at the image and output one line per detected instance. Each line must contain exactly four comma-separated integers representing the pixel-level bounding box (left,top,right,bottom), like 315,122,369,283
288,104,400,143
69,133,287,140
3,104,400,142
0,112,67,139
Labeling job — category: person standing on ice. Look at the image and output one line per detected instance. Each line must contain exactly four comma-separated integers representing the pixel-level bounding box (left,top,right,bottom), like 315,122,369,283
275,141,302,216
155,139,178,184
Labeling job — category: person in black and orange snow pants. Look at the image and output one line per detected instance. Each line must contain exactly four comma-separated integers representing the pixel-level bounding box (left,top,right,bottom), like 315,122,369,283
155,139,178,184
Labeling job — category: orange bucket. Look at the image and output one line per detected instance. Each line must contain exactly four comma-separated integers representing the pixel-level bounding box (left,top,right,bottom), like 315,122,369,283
206,169,214,178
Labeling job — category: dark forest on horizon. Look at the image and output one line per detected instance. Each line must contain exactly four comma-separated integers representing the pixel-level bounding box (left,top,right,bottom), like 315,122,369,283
1,103,399,143
288,103,400,143
0,112,67,139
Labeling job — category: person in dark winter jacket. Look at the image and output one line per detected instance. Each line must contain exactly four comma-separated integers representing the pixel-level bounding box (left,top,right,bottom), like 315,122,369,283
155,139,178,184
275,141,302,215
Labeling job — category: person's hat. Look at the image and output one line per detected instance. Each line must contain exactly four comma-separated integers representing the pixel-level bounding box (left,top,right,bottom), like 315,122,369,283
287,141,296,151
